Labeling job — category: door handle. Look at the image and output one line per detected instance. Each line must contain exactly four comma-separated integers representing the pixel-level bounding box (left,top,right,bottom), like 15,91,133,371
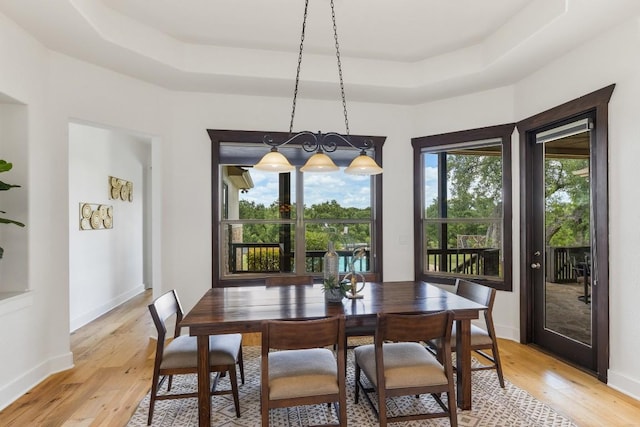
531,262,541,269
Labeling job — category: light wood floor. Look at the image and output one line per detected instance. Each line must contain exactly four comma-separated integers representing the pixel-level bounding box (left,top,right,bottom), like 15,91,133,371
2,288,640,426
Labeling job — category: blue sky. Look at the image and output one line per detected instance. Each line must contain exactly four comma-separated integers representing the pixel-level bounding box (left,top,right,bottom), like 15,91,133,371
424,154,438,203
239,156,439,209
240,168,372,209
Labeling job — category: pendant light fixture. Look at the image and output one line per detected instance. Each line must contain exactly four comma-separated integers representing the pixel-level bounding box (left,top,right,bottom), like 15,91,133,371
254,0,383,176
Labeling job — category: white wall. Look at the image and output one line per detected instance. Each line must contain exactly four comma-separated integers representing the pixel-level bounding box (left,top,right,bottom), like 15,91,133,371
2,7,640,411
0,10,166,409
0,11,73,409
0,100,28,292
68,123,150,331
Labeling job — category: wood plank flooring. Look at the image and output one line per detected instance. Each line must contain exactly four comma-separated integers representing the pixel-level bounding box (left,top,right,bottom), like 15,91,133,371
1,288,640,426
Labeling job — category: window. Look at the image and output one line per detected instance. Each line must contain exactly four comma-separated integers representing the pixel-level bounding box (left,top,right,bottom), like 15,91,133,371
209,130,384,286
412,124,514,290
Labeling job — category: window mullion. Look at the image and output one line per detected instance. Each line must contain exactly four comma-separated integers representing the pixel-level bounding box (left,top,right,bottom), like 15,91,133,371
279,173,293,272
438,152,448,273
294,168,306,274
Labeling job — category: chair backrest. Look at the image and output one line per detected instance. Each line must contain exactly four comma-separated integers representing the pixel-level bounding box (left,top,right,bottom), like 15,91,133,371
265,275,314,286
148,290,184,342
262,316,345,351
455,278,495,312
376,311,453,345
455,278,497,335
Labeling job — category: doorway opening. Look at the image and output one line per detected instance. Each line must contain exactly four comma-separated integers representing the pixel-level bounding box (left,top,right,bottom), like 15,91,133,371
68,121,155,332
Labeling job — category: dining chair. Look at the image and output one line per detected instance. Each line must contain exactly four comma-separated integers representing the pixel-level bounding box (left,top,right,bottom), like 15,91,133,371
261,315,347,427
147,290,245,425
354,311,457,427
443,278,505,388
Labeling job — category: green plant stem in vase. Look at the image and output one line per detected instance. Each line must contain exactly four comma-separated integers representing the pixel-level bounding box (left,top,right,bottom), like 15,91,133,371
322,275,348,303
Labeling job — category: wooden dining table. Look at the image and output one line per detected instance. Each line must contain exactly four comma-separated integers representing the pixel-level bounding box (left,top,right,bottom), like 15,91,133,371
181,280,487,426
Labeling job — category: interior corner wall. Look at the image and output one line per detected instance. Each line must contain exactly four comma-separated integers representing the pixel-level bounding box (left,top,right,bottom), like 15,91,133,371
68,123,149,332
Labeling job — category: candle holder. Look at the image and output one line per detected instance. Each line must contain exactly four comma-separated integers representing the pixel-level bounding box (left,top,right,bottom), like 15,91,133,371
342,271,365,299
341,246,368,299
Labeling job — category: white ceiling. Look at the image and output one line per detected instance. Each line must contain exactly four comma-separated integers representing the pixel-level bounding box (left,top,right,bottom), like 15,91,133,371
1,0,639,104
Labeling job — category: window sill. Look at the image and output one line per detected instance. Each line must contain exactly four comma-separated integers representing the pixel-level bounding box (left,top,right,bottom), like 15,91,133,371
0,290,33,316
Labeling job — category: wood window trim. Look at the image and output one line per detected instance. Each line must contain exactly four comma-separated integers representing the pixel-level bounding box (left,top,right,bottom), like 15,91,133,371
208,129,385,287
411,123,515,291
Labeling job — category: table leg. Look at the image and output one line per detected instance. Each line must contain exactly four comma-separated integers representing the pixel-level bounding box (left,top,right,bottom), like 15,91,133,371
455,319,473,410
197,335,210,426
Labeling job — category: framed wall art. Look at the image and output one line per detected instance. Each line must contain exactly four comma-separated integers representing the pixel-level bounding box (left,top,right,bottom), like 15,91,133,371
79,203,113,230
109,176,133,202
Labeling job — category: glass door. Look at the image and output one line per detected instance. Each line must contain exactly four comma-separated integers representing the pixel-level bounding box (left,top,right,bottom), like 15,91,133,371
530,117,595,370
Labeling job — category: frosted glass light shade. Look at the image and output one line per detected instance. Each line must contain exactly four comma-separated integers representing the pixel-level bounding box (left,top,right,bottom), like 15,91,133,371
345,154,383,175
300,152,339,172
254,150,295,172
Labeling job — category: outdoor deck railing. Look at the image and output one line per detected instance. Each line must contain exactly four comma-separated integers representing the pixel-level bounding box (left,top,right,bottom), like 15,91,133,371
228,243,588,281
546,245,590,283
425,247,500,277
229,242,370,274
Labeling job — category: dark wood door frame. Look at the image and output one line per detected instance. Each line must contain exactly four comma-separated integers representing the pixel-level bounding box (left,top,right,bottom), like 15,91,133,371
516,84,614,382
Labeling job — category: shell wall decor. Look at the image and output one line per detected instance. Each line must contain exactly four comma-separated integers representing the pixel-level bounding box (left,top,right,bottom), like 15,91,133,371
109,176,133,202
80,203,113,230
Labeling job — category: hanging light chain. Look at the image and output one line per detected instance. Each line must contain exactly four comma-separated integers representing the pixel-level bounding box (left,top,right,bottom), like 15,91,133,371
330,0,350,136
289,0,350,137
259,0,382,175
289,0,309,134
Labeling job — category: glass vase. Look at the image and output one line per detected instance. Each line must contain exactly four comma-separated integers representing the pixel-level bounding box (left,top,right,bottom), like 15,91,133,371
323,241,340,287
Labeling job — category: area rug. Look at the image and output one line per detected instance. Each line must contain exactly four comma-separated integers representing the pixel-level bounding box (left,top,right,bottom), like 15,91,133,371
128,346,577,426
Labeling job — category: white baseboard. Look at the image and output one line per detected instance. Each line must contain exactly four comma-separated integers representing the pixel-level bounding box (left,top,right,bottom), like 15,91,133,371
494,323,520,342
0,351,73,411
607,369,640,401
70,285,145,332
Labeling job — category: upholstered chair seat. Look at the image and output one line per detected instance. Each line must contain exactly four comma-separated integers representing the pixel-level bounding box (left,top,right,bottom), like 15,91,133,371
160,334,242,370
355,342,448,389
450,323,494,349
268,348,339,400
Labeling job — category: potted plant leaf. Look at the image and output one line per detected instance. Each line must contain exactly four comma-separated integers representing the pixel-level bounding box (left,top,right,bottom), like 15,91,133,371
0,160,25,259
322,275,348,303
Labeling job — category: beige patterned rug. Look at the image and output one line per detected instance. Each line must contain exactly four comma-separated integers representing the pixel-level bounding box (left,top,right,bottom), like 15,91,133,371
128,346,577,426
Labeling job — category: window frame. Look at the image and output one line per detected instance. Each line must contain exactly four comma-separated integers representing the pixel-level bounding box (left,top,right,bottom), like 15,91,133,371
208,129,385,287
411,124,515,291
